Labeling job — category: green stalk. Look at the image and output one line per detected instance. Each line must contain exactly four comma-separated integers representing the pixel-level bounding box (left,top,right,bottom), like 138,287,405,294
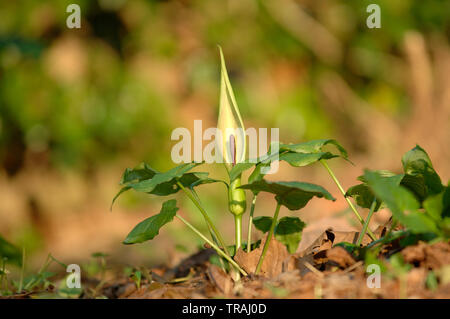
190,189,227,271
1,258,6,293
255,203,281,275
356,198,376,246
246,195,257,253
175,215,247,276
228,176,246,251
320,160,376,240
177,181,231,256
235,215,242,251
191,189,222,247
18,247,25,293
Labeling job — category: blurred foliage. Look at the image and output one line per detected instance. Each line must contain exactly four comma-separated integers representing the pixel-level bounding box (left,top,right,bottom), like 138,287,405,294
1,0,449,175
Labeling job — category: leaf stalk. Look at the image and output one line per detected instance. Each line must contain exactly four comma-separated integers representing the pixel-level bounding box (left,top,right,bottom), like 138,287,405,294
255,203,281,275
320,160,376,241
356,198,377,246
175,215,247,276
246,195,258,253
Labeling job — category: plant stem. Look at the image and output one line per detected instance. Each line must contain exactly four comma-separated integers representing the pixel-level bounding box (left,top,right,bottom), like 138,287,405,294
175,215,247,276
255,203,281,275
177,181,231,256
1,258,6,293
235,215,242,251
191,189,227,272
246,195,257,253
18,247,25,293
356,199,376,246
320,160,376,240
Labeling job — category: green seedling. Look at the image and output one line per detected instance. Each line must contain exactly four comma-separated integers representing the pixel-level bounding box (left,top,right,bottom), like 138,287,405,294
130,270,142,289
90,252,109,295
16,253,66,294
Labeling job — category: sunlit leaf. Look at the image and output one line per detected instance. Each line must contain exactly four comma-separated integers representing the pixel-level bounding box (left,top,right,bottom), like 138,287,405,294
346,172,403,211
423,192,444,222
240,179,335,210
279,139,348,160
401,145,443,201
123,199,178,244
346,183,381,211
252,216,273,233
275,217,306,253
112,163,226,208
443,184,450,218
364,170,439,235
229,162,256,182
247,139,348,189
253,216,306,253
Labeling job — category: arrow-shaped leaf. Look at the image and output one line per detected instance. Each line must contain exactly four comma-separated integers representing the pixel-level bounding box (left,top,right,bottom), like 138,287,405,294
253,216,306,253
123,199,179,244
280,139,348,159
112,163,226,208
240,179,335,210
401,145,444,201
364,170,439,235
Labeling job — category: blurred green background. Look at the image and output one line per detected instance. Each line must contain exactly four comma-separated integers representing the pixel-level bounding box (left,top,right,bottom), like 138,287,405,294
0,0,449,275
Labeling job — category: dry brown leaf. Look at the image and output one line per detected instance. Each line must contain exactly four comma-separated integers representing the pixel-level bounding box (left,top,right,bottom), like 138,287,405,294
326,246,356,268
402,241,450,270
234,235,289,278
206,264,233,295
295,254,316,277
301,228,373,257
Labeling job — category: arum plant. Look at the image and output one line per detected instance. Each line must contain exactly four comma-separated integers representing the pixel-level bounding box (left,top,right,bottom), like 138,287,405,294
114,47,436,281
346,145,449,243
112,48,251,277
217,46,247,251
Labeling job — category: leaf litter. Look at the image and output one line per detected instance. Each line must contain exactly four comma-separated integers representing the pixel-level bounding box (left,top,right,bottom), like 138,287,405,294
94,229,450,299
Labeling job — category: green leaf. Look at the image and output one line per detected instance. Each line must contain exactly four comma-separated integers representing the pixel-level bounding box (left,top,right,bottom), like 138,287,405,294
347,171,403,211
345,184,381,211
279,152,337,167
253,216,273,233
357,170,400,183
120,163,158,185
443,185,450,218
126,163,203,193
112,163,224,208
240,180,335,210
246,142,282,187
401,145,443,200
423,192,444,222
248,139,348,188
123,199,178,244
364,170,439,235
275,217,306,254
280,139,348,160
0,235,22,266
252,216,306,253
229,162,257,182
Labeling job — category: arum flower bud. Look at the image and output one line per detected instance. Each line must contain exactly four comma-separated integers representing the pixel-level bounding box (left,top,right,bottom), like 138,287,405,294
216,46,247,216
217,46,246,167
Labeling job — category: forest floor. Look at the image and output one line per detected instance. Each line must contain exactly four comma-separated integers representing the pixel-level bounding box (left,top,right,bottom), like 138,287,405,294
97,228,450,299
